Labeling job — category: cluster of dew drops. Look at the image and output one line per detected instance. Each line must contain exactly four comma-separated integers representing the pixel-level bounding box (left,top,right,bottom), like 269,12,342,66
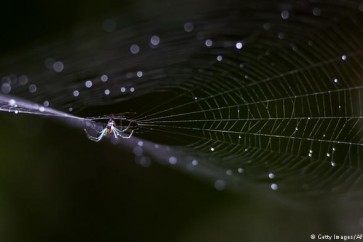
2,6,351,192
0,18,265,191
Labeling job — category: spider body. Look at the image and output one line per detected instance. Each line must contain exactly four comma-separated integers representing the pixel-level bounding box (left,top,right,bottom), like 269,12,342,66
84,118,133,142
106,120,115,134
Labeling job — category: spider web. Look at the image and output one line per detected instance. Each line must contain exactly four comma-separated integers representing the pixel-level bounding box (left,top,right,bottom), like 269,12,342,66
1,0,363,197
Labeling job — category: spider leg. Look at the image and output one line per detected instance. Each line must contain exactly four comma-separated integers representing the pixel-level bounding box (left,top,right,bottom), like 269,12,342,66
84,128,107,142
113,128,125,139
118,121,132,132
113,128,118,139
113,126,134,139
120,129,134,139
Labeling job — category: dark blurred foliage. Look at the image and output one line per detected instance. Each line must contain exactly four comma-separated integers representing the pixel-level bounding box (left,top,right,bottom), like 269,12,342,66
0,0,133,52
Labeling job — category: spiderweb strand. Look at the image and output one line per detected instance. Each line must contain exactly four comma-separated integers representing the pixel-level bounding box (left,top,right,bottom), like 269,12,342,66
130,9,363,193
1,0,363,195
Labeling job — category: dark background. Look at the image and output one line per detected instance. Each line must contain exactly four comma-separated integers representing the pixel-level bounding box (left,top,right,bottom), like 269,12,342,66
0,0,360,241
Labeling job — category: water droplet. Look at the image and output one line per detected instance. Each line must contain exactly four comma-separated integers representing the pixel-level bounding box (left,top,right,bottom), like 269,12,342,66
168,156,177,165
281,10,289,20
192,160,198,166
85,80,93,88
53,61,64,72
100,74,108,82
214,179,226,191
18,75,28,85
184,22,194,32
137,71,143,77
341,55,347,61
136,156,151,167
268,173,275,179
226,169,232,176
104,89,110,95
312,8,321,16
130,44,140,54
137,141,143,146
29,84,37,93
271,183,278,190
150,35,160,46
133,146,143,156
73,90,79,97
130,87,135,92
235,42,243,49
8,99,16,106
205,39,213,47
210,147,215,151
238,168,244,173
216,55,223,61
120,87,126,93
1,83,11,94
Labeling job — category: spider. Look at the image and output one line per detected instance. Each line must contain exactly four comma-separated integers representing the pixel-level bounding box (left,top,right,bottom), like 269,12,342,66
84,118,134,142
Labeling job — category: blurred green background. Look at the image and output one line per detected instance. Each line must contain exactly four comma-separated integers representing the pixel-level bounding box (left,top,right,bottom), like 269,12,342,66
0,115,336,242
